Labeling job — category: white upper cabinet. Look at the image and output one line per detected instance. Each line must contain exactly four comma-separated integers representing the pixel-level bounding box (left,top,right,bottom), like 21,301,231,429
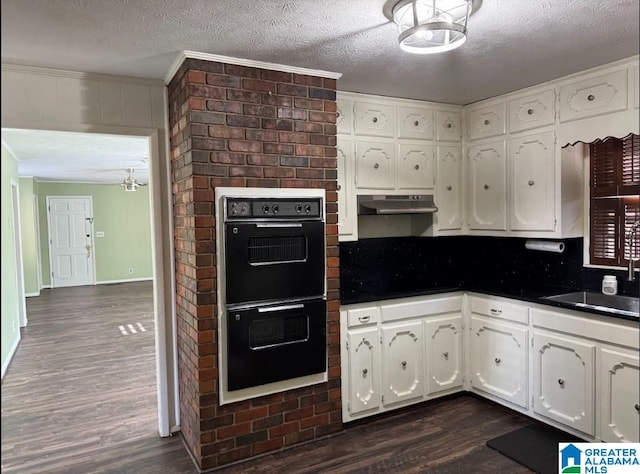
467,140,507,231
337,98,353,135
467,103,507,140
509,89,556,133
355,140,396,189
354,101,395,138
436,110,462,142
397,143,434,190
510,130,556,232
559,69,628,122
337,137,357,240
435,146,463,231
397,106,434,140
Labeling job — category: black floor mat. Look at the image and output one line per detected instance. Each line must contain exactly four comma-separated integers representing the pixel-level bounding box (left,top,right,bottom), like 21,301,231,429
486,424,582,474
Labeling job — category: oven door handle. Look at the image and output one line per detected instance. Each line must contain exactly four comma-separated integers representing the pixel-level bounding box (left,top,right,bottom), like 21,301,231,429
254,223,303,228
257,303,305,313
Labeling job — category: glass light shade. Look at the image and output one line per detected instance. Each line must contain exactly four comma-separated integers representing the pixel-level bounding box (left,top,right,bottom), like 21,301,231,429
392,0,472,54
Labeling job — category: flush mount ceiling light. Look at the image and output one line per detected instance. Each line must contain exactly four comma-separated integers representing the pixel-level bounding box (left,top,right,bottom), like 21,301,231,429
390,0,473,54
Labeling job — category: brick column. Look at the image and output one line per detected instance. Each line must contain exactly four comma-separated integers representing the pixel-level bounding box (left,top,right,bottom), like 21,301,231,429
167,58,341,471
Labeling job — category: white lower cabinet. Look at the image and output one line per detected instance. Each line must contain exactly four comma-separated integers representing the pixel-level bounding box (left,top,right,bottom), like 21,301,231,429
600,347,640,443
470,315,528,408
424,315,463,395
346,328,380,416
381,321,424,406
532,330,595,436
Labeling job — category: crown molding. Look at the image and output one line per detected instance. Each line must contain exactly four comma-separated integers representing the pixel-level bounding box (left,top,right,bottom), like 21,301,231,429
1,63,165,87
165,50,342,84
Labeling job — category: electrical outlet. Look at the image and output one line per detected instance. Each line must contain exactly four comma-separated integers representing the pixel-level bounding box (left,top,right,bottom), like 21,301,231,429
128,268,134,274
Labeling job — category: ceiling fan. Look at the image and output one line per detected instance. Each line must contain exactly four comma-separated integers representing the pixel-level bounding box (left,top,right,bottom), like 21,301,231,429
120,168,148,192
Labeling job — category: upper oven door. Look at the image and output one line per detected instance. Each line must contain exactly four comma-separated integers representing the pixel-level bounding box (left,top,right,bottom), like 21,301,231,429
224,220,325,305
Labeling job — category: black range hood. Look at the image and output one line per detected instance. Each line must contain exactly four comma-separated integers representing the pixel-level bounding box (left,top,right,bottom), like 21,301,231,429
357,194,438,215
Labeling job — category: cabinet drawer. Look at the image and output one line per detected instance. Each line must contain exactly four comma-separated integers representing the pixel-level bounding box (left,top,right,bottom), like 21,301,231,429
347,306,380,328
354,101,395,137
469,296,529,324
509,89,555,133
381,296,462,323
397,106,434,140
436,110,461,142
468,103,507,140
559,69,628,122
337,99,353,134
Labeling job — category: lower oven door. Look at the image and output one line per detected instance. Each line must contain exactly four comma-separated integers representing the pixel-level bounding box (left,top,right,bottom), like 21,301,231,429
224,221,325,305
226,299,327,391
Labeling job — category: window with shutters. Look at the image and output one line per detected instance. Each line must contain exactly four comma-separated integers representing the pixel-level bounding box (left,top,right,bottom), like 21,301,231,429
589,133,640,267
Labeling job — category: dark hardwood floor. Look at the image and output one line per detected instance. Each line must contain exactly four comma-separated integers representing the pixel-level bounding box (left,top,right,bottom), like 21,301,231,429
1,282,534,473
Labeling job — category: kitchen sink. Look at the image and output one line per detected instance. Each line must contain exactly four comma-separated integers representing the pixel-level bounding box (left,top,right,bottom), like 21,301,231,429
543,291,639,318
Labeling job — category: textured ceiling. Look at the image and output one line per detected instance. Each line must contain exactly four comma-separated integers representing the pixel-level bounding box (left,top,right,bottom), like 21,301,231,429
1,0,639,182
2,129,149,184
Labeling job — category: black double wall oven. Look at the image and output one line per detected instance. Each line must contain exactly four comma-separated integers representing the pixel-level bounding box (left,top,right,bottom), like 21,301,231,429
223,196,326,391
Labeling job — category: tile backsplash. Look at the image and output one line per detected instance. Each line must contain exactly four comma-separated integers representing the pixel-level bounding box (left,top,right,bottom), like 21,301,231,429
340,236,639,298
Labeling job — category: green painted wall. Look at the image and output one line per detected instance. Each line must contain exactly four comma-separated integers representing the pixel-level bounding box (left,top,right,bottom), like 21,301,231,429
1,144,21,375
37,182,153,286
19,177,39,296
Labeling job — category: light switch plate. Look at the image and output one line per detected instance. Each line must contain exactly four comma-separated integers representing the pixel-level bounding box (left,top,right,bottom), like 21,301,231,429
96,231,105,238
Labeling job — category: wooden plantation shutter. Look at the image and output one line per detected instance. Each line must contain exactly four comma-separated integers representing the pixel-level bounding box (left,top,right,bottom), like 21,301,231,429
589,134,640,267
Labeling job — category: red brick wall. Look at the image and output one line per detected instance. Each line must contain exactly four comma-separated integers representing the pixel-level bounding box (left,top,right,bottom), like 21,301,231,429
167,58,341,471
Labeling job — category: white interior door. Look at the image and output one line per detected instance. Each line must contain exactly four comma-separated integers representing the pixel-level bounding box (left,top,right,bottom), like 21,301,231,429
47,197,95,288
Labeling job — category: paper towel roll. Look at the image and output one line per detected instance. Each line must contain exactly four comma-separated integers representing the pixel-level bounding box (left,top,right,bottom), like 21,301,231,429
525,240,565,253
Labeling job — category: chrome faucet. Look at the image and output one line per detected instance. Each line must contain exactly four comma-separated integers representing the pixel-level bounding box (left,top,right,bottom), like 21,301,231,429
627,220,640,281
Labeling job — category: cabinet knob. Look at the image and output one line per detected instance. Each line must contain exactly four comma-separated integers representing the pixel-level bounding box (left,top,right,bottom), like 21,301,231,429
337,184,341,191
484,119,490,126
362,368,368,377
443,352,449,359
587,94,595,101
373,163,380,169
446,123,453,129
484,184,490,190
358,315,370,323
490,308,502,315
336,111,341,118
414,120,420,127
401,361,407,369
558,379,565,386
527,108,534,115
447,185,453,191
372,116,378,123
494,357,501,364
635,403,640,412
528,180,535,186
414,164,420,170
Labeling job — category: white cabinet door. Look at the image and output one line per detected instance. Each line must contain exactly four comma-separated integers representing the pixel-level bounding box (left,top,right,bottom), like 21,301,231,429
337,99,353,135
533,331,595,435
355,140,396,189
397,143,434,190
467,103,507,140
509,89,555,133
600,348,640,443
424,315,463,396
510,130,555,231
397,106,434,140
337,137,356,240
382,322,424,406
470,316,528,408
436,146,463,231
354,101,395,138
347,328,380,416
436,110,461,142
467,140,507,231
559,69,628,123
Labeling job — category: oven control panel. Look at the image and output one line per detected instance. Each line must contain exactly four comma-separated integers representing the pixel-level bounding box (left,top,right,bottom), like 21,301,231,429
225,198,322,220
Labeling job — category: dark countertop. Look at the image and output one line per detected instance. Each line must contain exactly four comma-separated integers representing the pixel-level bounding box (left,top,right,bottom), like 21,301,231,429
340,285,639,323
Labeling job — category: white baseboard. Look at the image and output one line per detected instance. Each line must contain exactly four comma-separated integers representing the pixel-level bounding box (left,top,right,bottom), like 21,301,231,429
1,332,21,380
41,284,51,289
96,277,153,285
25,291,40,298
